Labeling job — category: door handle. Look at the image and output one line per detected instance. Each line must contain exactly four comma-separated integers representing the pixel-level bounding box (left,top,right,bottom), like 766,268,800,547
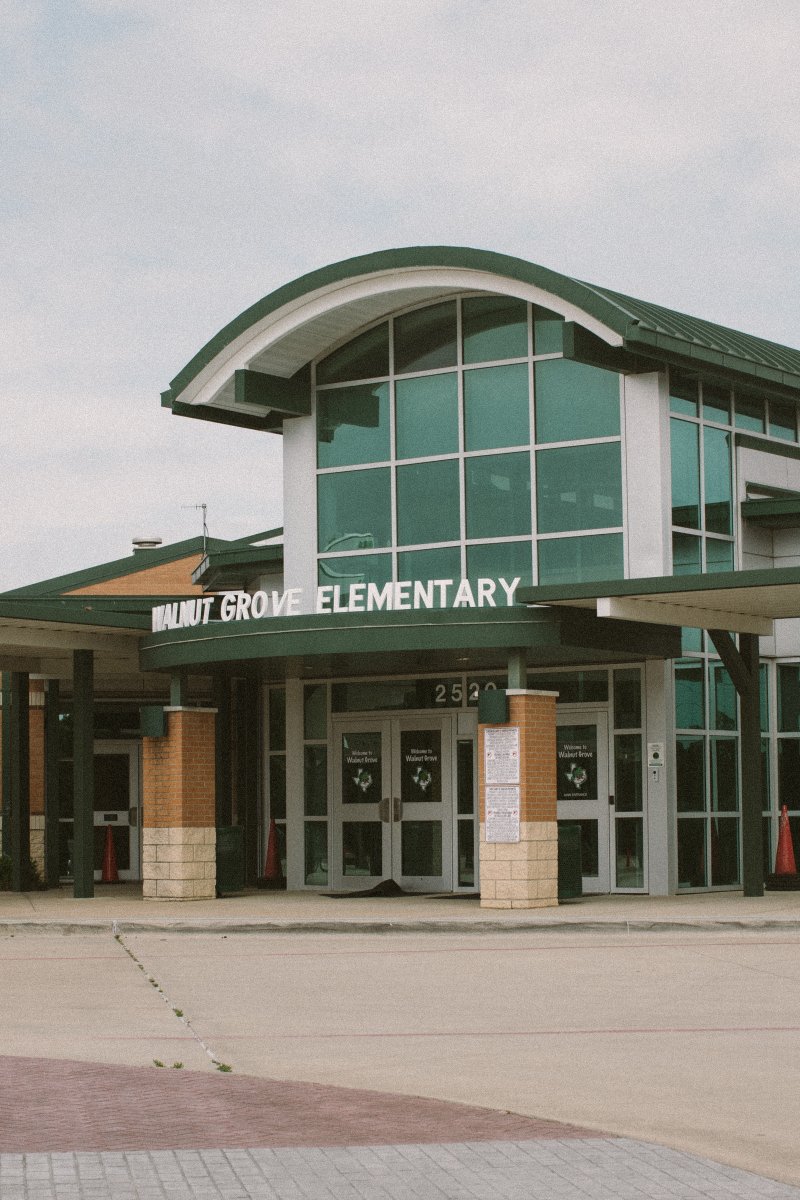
393,797,402,822
379,798,391,822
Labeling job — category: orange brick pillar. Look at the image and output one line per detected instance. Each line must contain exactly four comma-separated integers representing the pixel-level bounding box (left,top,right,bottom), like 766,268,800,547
479,690,558,909
28,681,46,876
142,707,216,901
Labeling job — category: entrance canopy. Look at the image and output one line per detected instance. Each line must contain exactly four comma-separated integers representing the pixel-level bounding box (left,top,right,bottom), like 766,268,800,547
517,565,800,638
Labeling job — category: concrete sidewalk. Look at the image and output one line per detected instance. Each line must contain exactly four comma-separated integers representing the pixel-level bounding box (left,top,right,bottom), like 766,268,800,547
2,882,800,933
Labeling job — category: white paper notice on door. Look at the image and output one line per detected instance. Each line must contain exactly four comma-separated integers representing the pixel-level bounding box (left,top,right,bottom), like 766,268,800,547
485,785,520,843
484,726,520,785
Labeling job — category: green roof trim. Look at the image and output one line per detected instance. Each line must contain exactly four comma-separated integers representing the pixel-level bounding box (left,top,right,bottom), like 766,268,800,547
192,544,284,589
735,432,800,462
517,565,800,606
163,246,800,417
139,603,680,673
0,597,152,631
741,498,800,528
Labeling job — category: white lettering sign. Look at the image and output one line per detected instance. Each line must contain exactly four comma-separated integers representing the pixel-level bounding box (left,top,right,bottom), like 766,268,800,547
151,577,520,633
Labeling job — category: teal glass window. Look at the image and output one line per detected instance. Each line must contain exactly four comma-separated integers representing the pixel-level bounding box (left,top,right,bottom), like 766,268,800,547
317,383,389,468
304,684,327,740
532,304,564,355
317,468,391,551
537,533,623,585
778,665,800,731
529,670,607,703
705,539,734,573
269,755,287,820
735,391,765,432
670,418,700,529
398,545,461,583
711,662,737,730
394,301,457,374
465,452,532,539
304,746,328,816
672,533,701,575
396,459,460,546
702,382,730,423
670,370,699,417
681,626,703,653
614,668,641,728
703,427,732,535
466,540,532,587
675,659,705,729
395,373,458,459
462,295,528,364
677,819,706,887
676,738,705,812
534,360,620,443
614,734,643,812
536,443,622,533
464,363,529,451
317,553,392,600
268,689,286,751
711,738,738,811
304,822,328,886
316,322,389,385
769,399,796,442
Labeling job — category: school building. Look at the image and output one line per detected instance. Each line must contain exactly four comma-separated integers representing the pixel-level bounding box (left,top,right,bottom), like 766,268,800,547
4,246,800,905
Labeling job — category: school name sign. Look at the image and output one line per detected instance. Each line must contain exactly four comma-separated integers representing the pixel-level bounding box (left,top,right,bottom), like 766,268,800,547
151,577,521,633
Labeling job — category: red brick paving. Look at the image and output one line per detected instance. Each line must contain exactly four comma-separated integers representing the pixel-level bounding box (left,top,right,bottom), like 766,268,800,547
0,1055,602,1153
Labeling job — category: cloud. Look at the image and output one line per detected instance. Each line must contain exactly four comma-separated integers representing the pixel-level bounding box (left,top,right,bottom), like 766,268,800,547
2,0,800,587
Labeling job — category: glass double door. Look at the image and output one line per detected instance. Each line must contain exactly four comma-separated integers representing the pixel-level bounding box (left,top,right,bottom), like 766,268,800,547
332,715,453,892
93,743,140,881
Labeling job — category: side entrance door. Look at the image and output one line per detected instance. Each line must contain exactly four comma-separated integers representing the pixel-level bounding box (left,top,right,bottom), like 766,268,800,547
93,742,141,881
556,711,610,893
332,715,454,892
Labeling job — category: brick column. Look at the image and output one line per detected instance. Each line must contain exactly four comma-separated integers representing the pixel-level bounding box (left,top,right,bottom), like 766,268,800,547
142,707,216,901
479,690,558,909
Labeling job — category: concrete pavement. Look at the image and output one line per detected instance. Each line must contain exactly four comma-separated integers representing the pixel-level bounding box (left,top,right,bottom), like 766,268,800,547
3,887,800,1196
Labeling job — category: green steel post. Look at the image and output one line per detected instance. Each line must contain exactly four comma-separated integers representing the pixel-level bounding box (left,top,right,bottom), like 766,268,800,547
213,673,232,827
9,673,30,891
739,633,764,897
507,648,527,691
1,672,11,858
170,670,188,708
44,679,61,888
72,650,94,898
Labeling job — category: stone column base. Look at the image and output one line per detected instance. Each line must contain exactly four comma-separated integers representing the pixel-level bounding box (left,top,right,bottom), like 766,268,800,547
479,821,558,909
142,827,216,901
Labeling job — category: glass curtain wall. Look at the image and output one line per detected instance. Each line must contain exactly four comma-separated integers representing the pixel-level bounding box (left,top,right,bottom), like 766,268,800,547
315,296,625,592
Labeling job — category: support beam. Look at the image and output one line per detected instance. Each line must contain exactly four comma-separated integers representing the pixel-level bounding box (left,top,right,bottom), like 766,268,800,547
170,670,188,708
44,679,61,888
507,648,527,690
213,673,232,828
72,650,94,898
708,629,763,897
9,672,30,891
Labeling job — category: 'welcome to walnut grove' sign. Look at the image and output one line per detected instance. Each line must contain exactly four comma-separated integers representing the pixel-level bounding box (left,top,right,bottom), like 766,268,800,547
151,577,522,633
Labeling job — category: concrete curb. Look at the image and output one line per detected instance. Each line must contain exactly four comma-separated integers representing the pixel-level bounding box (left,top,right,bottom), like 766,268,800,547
3,916,800,936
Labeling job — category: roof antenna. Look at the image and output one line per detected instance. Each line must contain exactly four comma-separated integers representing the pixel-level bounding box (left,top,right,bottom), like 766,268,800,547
182,503,209,557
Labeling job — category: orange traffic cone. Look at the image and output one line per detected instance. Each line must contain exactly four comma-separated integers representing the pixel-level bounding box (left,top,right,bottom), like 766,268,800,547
259,818,284,890
774,805,797,876
101,825,119,883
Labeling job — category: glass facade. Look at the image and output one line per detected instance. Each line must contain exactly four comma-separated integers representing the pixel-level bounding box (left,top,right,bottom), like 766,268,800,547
315,294,624,587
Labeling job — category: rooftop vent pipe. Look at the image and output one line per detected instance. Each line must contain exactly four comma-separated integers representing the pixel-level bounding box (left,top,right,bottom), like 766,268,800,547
132,537,163,553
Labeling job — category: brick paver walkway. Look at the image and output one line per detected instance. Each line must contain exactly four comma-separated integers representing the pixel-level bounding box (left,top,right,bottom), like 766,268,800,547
2,1057,798,1198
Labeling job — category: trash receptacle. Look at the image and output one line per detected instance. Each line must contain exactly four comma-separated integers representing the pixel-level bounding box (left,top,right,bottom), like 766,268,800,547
557,822,583,901
216,825,245,895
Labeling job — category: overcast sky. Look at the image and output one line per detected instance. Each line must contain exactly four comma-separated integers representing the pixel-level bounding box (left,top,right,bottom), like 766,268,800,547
2,0,799,590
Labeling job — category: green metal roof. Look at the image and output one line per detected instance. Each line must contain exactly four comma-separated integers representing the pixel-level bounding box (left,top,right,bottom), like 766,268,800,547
163,247,800,416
